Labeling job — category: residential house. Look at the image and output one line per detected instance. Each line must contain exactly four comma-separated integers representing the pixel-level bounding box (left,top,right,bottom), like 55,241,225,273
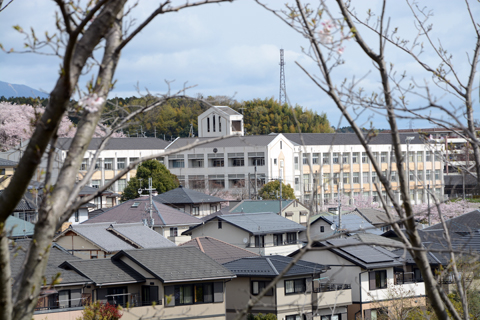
10,239,93,315
345,208,402,233
230,199,311,225
153,185,226,217
57,246,235,320
0,157,17,189
82,196,202,244
294,238,426,320
54,222,175,259
5,215,35,239
182,212,306,256
0,189,38,223
299,213,383,242
180,236,259,264
223,255,351,320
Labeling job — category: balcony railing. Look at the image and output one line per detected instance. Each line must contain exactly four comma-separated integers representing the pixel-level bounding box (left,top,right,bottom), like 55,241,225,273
314,283,351,292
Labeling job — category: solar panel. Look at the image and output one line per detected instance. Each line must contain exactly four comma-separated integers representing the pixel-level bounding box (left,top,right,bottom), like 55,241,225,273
327,239,394,264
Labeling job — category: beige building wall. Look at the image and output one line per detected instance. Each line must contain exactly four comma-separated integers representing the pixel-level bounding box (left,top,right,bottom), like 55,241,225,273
54,231,107,259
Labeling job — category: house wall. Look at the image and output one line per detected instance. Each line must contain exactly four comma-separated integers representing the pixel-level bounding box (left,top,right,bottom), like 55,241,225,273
282,201,310,225
68,208,89,225
189,218,249,249
276,275,313,320
299,218,334,242
225,277,276,320
198,107,244,138
54,232,106,259
0,166,15,189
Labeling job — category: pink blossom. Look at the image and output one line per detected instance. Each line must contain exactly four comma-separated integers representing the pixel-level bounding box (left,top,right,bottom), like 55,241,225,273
78,93,105,113
337,47,344,55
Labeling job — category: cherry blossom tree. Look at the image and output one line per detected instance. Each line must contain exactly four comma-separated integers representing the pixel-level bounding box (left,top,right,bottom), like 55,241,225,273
0,102,125,151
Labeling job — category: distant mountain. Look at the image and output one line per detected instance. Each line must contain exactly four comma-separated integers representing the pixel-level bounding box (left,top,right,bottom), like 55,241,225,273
0,80,49,99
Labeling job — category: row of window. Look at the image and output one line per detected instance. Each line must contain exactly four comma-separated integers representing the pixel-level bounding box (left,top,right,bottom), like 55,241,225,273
251,233,298,248
250,278,306,296
81,157,141,171
300,169,442,186
169,158,265,168
296,151,438,168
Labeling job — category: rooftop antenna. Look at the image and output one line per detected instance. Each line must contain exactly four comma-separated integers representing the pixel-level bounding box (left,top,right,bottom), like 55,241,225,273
139,177,156,229
279,49,286,106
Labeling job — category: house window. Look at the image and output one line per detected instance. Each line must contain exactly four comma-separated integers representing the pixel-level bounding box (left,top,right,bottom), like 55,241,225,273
332,153,339,164
323,153,330,164
207,118,210,132
342,153,349,164
343,173,350,184
426,152,432,162
169,282,215,306
303,154,309,165
362,152,369,163
333,173,339,185
371,171,377,183
170,227,178,237
142,286,159,306
363,172,369,184
286,316,304,320
251,281,273,296
294,157,299,170
285,279,306,294
212,159,224,167
273,234,283,246
369,270,387,290
381,152,388,163
91,180,100,188
218,115,221,132
353,172,359,184
192,207,200,216
320,226,324,233
255,235,265,247
280,141,283,149
80,159,88,171
218,220,222,229
323,173,329,185
129,157,139,168
295,177,300,191
74,210,79,222
391,171,397,182
286,232,297,244
352,152,359,163
408,152,414,162
417,152,423,162
210,205,218,213
435,170,440,180
171,159,185,168
409,171,415,182
117,158,126,169
95,160,101,169
274,158,277,165
104,158,113,170
312,153,319,164
117,179,126,192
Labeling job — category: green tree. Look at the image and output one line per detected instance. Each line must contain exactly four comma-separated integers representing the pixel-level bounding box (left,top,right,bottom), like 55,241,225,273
258,180,295,200
121,160,179,201
247,313,277,320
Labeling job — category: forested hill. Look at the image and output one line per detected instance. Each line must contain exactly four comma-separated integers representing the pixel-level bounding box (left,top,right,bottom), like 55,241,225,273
105,96,333,138
0,95,334,138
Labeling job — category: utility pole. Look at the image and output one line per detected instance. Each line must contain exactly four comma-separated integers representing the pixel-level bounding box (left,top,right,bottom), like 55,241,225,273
248,173,251,199
139,177,156,229
254,159,258,200
427,184,431,226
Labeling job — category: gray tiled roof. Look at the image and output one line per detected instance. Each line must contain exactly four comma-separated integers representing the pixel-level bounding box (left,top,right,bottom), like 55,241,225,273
321,238,403,269
60,258,145,285
223,255,327,277
186,212,306,236
114,246,235,283
56,137,169,151
82,197,201,227
350,233,403,251
153,186,225,204
321,214,383,235
214,106,241,116
0,158,17,166
107,223,176,248
280,133,424,146
180,237,259,264
423,210,480,233
10,239,90,286
230,200,294,214
0,190,37,211
165,135,277,150
56,223,136,252
349,208,392,225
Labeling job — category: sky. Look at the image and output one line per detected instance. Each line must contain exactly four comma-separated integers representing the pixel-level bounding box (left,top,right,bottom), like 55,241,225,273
0,0,479,130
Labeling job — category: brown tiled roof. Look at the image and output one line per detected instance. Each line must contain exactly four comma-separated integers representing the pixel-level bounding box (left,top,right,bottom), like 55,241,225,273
82,197,201,227
180,237,259,264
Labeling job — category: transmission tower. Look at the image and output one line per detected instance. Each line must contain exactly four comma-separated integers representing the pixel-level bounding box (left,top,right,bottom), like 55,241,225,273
279,49,287,106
